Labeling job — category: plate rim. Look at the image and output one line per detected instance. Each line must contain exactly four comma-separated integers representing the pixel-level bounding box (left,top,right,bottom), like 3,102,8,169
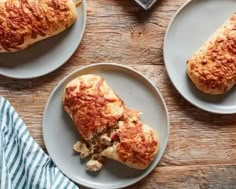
0,0,87,79
43,63,170,189
163,0,236,114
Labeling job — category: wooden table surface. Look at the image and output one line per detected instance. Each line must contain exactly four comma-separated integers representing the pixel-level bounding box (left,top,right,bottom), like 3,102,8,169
1,0,236,188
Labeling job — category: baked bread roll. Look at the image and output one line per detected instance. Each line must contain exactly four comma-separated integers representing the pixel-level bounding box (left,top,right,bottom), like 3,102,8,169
187,13,236,95
0,0,77,52
63,74,124,140
101,108,159,170
63,74,159,171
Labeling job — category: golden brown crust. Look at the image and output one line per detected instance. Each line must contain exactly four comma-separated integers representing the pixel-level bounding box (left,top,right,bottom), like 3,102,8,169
64,76,159,171
0,0,77,52
187,13,236,94
116,108,159,169
63,75,124,140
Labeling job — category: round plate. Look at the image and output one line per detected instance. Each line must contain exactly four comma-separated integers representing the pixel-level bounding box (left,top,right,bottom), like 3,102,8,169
43,63,169,189
164,0,236,114
0,1,86,79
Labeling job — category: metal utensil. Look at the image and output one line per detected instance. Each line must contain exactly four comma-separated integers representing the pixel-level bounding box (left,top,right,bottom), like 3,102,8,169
135,0,157,10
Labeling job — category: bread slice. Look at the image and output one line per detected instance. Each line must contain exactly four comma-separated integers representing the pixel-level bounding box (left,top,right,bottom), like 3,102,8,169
0,0,77,52
187,13,236,95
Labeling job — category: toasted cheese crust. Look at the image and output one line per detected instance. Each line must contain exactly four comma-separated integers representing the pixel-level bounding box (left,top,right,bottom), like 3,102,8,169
102,108,159,170
117,122,158,169
65,75,159,171
63,74,124,140
0,0,77,52
187,13,236,94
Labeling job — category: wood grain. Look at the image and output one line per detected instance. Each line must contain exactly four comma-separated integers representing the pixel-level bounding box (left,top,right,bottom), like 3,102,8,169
127,165,236,189
0,0,236,188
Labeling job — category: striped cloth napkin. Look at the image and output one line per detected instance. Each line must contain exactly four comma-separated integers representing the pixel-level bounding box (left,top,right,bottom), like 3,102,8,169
0,96,79,189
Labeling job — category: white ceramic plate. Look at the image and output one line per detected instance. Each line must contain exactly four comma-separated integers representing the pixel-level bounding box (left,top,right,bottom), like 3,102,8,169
164,0,236,114
0,1,86,79
43,63,169,189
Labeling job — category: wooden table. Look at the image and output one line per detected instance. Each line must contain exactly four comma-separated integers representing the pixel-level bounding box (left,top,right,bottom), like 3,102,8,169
1,0,236,188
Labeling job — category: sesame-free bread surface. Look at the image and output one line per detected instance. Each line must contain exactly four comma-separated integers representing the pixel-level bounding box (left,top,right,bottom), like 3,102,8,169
63,75,159,171
63,74,124,141
101,108,159,170
0,0,77,52
187,13,236,95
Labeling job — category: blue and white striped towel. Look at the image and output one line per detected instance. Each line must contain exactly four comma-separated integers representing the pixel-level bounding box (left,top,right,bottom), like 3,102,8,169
0,96,79,189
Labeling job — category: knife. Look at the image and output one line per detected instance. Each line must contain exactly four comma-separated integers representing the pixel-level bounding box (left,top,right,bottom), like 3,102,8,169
135,0,157,10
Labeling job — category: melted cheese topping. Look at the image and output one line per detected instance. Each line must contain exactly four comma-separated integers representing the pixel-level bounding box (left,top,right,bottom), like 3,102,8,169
116,109,158,169
187,12,236,94
65,75,159,171
0,0,76,52
63,74,124,140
